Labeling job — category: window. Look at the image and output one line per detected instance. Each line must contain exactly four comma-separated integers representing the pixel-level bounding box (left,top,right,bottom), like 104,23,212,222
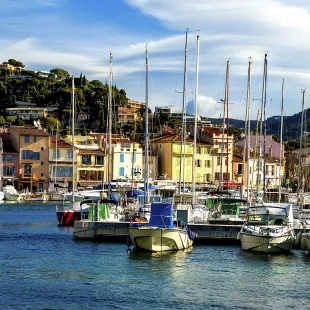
120,153,124,162
41,147,44,151
237,163,243,174
53,149,60,160
22,150,40,160
53,166,72,178
80,170,86,180
95,156,104,166
98,171,103,180
217,157,221,165
33,136,37,142
82,155,91,165
68,149,73,159
119,167,125,177
41,173,44,177
4,155,14,162
3,166,15,177
196,159,201,167
41,162,44,165
39,183,44,191
207,160,211,168
24,165,32,176
215,172,220,181
24,136,30,143
90,171,96,180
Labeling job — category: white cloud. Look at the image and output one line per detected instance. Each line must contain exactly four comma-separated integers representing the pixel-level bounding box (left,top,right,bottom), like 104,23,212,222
0,0,310,120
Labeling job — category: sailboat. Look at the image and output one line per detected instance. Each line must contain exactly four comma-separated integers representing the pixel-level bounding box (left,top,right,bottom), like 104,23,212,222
128,38,196,252
238,55,295,253
56,77,91,226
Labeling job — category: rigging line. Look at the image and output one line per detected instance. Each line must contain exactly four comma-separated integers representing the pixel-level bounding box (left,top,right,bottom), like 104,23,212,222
251,60,264,103
173,48,187,112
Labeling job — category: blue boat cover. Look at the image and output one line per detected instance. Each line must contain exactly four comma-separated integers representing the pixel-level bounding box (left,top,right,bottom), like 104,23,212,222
149,203,174,228
126,189,144,198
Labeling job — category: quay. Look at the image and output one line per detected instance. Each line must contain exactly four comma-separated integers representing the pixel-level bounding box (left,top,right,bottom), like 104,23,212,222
73,221,245,243
73,221,306,244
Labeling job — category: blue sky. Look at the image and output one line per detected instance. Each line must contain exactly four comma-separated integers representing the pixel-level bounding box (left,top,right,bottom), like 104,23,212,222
0,0,310,120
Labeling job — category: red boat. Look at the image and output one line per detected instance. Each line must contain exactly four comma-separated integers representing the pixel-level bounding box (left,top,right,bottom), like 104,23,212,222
56,200,93,226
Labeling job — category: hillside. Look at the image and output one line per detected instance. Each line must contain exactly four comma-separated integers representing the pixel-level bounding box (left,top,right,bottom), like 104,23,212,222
208,108,309,142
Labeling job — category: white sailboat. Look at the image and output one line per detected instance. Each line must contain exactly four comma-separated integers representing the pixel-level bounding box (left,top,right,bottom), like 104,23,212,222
239,55,295,253
129,35,196,252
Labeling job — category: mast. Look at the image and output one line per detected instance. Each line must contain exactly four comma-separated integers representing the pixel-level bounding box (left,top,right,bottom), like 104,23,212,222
246,59,252,202
279,79,284,203
220,95,226,192
257,53,267,197
131,119,136,195
144,44,149,205
71,77,75,203
241,59,251,199
225,60,230,189
107,52,113,199
192,31,200,203
297,89,306,203
179,29,188,193
263,53,268,202
55,119,58,185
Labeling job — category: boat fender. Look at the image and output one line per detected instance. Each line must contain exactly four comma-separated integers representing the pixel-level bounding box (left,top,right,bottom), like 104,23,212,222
236,232,241,240
300,237,306,251
295,231,302,245
187,229,197,241
127,235,132,247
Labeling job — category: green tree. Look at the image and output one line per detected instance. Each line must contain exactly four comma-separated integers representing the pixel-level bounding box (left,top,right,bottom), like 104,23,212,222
50,68,70,81
0,115,5,126
7,59,25,68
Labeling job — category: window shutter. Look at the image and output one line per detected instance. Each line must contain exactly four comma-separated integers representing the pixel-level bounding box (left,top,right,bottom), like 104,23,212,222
3,166,6,176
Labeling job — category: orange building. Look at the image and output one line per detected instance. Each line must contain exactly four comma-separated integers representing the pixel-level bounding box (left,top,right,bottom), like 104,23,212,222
9,126,50,192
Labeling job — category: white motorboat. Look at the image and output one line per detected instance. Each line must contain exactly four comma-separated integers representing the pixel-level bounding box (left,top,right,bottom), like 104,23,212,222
3,180,20,201
0,190,4,201
238,203,295,254
128,202,196,252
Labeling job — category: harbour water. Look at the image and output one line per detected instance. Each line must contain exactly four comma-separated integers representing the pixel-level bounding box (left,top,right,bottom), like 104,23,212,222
0,202,309,310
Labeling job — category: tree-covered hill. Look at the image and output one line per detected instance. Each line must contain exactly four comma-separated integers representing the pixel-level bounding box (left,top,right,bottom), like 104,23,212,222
0,59,128,133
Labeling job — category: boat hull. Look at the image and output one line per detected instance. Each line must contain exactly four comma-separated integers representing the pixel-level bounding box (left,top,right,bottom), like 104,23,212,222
5,193,20,201
129,227,194,252
239,229,294,253
301,233,310,252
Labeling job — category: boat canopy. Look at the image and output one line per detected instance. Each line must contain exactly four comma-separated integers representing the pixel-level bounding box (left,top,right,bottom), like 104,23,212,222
149,203,174,228
126,189,144,198
249,204,293,219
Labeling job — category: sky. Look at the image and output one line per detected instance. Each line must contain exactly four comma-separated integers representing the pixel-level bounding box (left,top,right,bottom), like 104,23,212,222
0,0,309,120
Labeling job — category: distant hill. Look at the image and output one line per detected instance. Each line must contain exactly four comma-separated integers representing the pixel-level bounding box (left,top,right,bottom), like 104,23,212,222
208,108,309,141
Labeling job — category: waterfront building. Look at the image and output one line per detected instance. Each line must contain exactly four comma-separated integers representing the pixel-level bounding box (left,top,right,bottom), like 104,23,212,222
117,106,139,125
48,136,74,191
150,132,213,184
6,107,48,120
188,126,233,186
0,133,19,189
9,126,50,192
64,134,106,188
89,132,144,181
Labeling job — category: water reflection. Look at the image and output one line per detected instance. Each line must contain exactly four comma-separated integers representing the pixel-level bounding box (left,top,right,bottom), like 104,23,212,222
128,247,193,262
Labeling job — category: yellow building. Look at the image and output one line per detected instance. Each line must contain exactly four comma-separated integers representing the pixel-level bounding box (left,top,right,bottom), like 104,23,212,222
150,133,213,184
49,136,74,191
9,126,50,192
64,135,106,188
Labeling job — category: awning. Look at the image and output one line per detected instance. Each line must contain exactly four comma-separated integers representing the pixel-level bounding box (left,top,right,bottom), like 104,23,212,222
78,182,102,187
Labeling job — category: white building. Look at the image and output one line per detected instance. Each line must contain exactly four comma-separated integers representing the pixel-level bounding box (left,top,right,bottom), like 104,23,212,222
112,139,143,180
